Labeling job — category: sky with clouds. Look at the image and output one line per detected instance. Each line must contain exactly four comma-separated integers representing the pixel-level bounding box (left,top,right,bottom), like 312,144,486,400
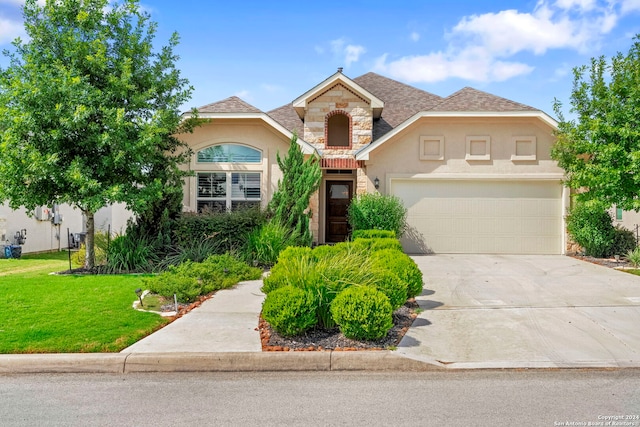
1,0,639,117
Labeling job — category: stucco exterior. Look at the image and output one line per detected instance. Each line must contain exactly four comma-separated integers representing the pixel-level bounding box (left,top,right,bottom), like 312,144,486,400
181,70,566,254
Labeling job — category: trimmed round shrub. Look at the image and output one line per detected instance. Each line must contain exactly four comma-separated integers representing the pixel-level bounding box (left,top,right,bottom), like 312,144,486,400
371,249,423,298
261,286,317,337
331,286,393,340
371,270,408,310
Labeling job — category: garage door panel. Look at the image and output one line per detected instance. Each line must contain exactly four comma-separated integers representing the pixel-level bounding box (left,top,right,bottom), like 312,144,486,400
393,179,563,254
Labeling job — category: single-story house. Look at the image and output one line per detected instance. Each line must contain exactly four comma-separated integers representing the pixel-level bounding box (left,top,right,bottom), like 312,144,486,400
178,69,568,254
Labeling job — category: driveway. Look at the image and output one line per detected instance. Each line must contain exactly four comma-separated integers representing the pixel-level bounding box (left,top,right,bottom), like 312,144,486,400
398,255,640,369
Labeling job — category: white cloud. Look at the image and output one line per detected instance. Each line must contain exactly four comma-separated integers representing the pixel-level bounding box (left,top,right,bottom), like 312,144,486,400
233,90,251,101
375,0,626,84
620,0,640,13
329,38,366,67
0,16,24,45
410,31,420,42
554,0,598,11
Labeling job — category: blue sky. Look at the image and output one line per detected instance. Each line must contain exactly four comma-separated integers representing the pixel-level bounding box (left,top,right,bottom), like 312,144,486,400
1,0,640,118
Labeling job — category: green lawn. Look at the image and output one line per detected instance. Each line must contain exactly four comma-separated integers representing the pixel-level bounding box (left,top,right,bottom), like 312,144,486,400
0,251,169,353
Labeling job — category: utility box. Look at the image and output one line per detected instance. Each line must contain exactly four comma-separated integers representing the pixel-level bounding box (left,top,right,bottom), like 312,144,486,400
34,206,51,221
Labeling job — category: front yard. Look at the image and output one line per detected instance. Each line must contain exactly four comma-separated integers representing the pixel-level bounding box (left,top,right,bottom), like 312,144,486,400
0,251,168,353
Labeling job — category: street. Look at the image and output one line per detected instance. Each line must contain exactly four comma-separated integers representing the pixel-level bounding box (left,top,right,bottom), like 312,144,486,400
1,370,639,426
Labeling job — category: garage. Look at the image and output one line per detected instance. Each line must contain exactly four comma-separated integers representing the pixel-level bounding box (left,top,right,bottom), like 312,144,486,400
391,179,564,254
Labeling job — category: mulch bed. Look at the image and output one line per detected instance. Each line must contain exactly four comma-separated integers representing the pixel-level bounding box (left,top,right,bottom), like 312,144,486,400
259,299,419,352
571,255,631,269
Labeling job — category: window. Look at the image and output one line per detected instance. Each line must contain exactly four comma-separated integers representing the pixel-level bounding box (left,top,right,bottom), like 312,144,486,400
326,112,350,147
197,172,261,212
465,136,491,161
197,144,261,163
616,207,623,221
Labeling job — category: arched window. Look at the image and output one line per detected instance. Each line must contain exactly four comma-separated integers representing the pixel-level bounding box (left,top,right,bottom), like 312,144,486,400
195,143,262,212
326,112,350,147
197,144,261,163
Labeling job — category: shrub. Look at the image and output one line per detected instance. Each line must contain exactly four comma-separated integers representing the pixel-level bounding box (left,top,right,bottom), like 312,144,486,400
371,271,408,310
173,208,267,253
261,286,317,336
243,220,301,267
144,254,261,303
261,246,316,294
104,234,160,273
157,238,226,270
352,237,403,252
566,202,615,258
371,249,423,298
331,286,393,340
612,225,636,256
627,247,640,268
348,193,407,237
71,231,110,267
352,229,396,239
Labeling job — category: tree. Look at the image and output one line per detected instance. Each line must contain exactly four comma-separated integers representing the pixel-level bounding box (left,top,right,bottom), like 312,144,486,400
0,0,194,268
269,133,321,246
552,35,640,211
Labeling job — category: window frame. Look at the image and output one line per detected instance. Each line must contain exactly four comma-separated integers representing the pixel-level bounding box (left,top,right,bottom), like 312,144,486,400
196,171,262,212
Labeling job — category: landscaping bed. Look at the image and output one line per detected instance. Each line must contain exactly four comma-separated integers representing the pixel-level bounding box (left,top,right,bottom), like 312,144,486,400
260,299,419,352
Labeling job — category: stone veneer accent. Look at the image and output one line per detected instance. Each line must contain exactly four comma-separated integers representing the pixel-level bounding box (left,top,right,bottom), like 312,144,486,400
303,83,373,154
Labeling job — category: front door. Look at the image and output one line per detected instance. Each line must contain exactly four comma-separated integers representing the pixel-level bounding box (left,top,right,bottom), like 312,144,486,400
325,181,353,243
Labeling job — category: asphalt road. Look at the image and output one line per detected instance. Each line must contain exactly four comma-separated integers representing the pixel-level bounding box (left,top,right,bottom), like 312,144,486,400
1,370,639,426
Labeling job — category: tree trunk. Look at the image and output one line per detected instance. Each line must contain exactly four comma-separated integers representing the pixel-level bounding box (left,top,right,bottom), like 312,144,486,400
84,210,95,270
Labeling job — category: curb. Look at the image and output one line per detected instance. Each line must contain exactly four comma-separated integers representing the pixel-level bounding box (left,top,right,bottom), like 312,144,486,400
0,351,442,374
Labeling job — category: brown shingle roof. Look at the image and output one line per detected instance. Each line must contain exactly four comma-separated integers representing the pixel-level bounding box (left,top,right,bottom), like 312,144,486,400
353,73,443,140
267,103,304,136
197,96,262,114
432,87,538,112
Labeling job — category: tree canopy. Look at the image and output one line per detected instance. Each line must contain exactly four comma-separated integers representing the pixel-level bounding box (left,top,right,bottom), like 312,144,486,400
552,35,640,211
0,0,194,268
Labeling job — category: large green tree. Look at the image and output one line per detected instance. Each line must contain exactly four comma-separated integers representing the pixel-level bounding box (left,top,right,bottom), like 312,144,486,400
552,35,640,210
269,133,321,246
0,0,194,268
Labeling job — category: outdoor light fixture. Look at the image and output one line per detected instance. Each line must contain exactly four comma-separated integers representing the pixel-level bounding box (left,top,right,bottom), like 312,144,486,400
135,288,144,307
374,177,380,189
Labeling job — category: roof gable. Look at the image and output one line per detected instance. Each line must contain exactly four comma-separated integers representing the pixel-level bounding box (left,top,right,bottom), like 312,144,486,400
292,71,384,119
196,96,262,114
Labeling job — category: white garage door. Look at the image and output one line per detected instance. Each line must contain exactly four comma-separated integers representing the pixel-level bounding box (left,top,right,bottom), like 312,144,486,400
391,179,563,254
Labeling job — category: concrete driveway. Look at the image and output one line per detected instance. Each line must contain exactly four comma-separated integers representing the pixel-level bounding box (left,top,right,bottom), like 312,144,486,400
398,255,640,369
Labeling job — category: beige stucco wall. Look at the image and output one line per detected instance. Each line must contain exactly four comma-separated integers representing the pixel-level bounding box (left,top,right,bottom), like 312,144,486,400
176,119,292,212
365,117,564,192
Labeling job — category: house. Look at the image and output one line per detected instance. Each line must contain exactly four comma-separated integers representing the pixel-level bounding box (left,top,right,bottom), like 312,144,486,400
177,70,567,254
0,203,131,255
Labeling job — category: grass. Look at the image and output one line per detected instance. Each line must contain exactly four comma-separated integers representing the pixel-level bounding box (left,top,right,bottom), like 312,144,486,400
621,269,640,277
0,251,169,353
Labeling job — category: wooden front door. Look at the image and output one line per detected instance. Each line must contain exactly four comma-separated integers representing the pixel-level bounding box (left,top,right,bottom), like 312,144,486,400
325,181,353,243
